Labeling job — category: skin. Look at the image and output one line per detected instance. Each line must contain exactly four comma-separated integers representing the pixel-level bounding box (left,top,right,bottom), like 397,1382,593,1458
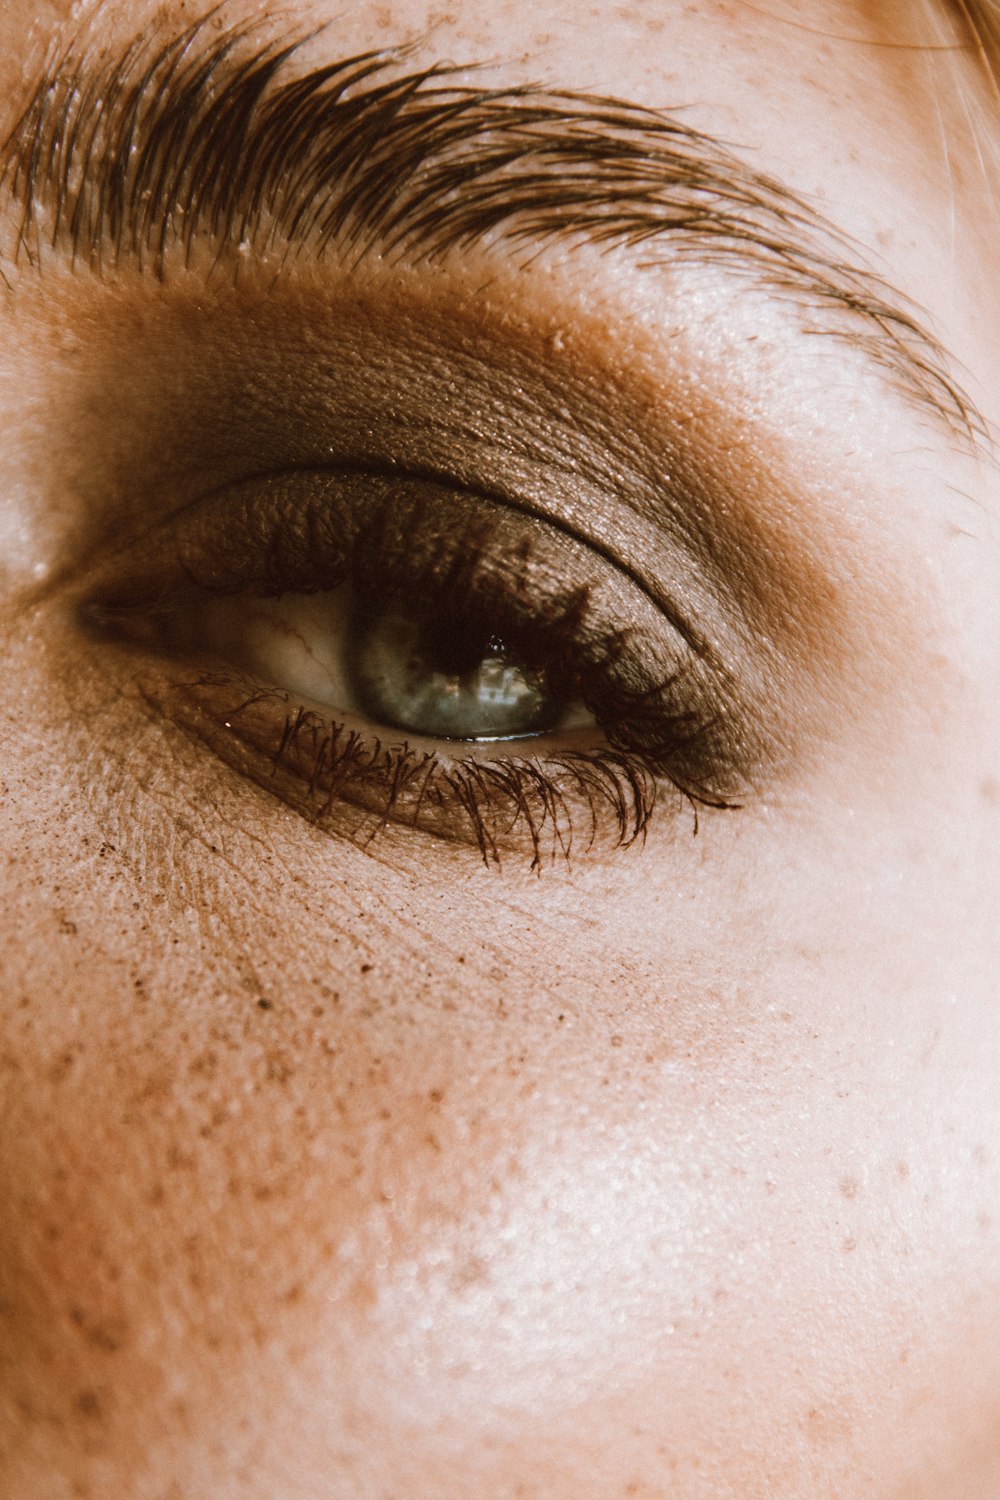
1,1,999,1496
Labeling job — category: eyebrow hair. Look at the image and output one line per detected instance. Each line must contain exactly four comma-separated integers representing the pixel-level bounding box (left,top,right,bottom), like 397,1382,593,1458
943,0,1000,89
0,11,981,443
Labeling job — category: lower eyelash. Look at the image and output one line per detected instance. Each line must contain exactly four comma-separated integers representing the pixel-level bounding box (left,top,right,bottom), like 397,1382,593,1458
164,672,670,869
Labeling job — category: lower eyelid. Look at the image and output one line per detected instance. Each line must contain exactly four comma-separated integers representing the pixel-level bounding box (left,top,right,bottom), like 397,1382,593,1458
128,663,660,868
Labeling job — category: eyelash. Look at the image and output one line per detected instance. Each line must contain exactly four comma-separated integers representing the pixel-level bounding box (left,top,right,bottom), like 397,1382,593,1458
176,676,663,869
87,469,743,867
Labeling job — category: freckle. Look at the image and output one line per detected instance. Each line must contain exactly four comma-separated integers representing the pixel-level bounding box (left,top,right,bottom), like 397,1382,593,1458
843,1235,857,1253
47,1051,76,1084
896,1161,909,1181
611,1034,624,1048
839,1176,859,1200
75,1389,103,1421
981,777,1000,806
266,1050,294,1084
88,1320,129,1353
450,1253,491,1293
978,1213,992,1232
166,1144,193,1173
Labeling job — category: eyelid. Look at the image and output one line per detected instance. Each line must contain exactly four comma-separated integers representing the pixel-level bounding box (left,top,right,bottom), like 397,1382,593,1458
83,459,760,803
20,230,858,691
53,279,761,655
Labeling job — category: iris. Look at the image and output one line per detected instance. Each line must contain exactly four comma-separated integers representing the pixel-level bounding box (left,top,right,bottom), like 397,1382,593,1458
349,606,563,740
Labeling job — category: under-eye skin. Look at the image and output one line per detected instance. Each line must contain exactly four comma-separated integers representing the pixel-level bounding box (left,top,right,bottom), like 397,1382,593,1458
82,464,755,866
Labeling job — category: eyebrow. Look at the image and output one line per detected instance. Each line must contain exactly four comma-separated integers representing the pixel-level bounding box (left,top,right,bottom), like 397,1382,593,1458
0,12,980,443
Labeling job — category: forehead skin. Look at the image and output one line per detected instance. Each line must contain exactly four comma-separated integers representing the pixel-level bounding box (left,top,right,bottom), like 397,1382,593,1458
0,3,999,1500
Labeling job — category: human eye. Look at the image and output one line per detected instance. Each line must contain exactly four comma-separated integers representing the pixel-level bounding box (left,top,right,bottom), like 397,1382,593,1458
80,414,752,869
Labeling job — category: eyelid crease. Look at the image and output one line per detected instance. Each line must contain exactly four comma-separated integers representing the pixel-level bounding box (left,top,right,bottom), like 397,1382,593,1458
93,454,714,659
0,8,983,449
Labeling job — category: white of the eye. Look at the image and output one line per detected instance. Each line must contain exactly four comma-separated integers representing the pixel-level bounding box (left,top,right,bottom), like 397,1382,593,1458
198,590,355,706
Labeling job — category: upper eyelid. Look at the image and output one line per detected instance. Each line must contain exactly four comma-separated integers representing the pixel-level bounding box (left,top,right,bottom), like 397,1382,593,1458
0,12,982,448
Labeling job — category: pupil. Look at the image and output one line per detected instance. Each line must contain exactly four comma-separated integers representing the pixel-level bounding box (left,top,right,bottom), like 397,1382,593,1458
349,605,564,741
419,616,505,678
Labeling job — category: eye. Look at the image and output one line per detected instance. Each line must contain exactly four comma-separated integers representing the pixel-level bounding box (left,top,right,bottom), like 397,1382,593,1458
175,586,588,744
84,467,749,866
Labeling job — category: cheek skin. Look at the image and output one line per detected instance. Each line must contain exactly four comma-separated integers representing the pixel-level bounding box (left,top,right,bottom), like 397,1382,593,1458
0,986,990,1500
1,673,998,1500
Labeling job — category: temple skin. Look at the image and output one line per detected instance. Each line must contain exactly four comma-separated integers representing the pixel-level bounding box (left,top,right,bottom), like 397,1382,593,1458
1,2,999,1498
